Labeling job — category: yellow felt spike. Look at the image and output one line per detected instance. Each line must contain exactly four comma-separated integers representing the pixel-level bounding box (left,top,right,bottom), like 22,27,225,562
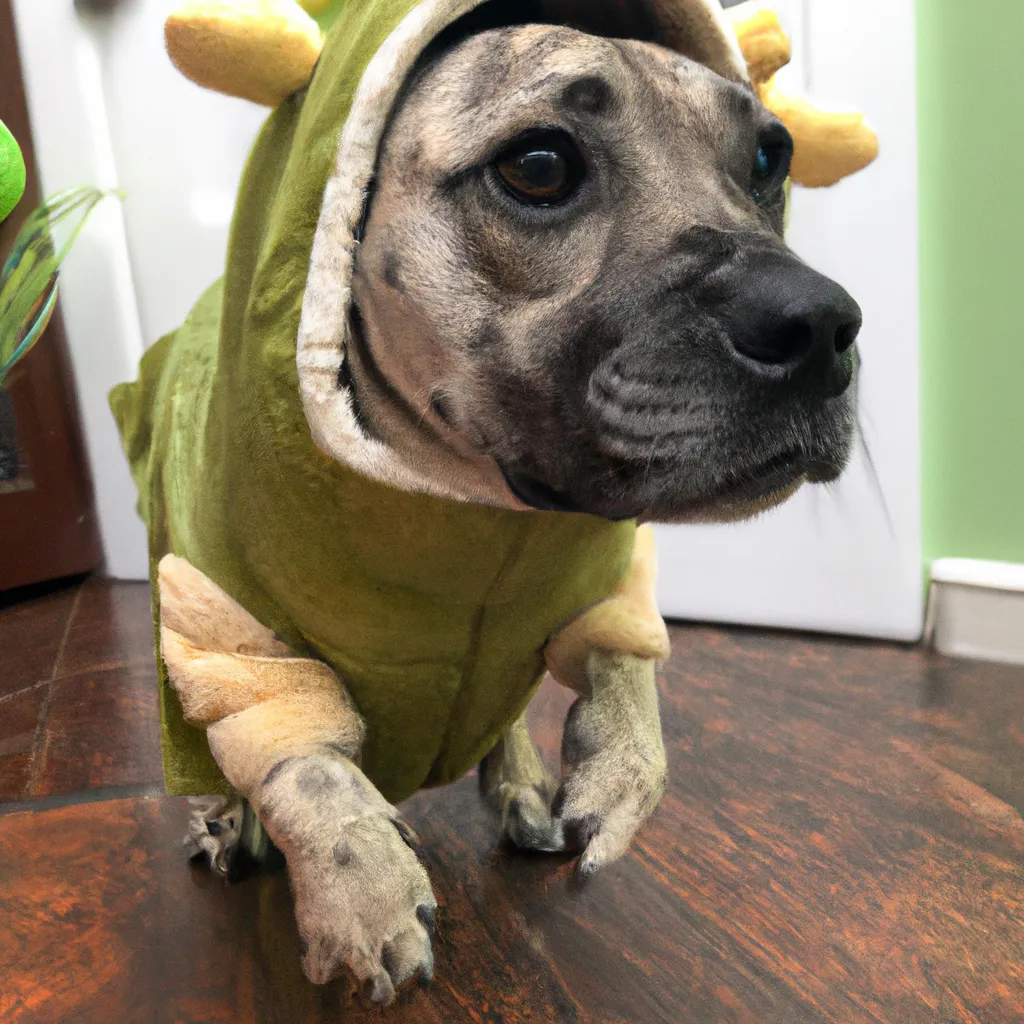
727,4,791,85
759,80,880,188
727,4,879,187
165,0,323,107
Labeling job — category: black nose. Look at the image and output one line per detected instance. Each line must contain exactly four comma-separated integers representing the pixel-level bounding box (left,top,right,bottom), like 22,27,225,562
717,252,862,395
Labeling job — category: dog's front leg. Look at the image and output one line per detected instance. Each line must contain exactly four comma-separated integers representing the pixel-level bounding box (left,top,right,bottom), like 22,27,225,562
542,525,670,874
480,711,562,852
554,650,666,875
158,556,436,1001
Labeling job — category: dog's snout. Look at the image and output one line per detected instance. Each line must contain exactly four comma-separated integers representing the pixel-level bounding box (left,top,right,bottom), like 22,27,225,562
716,254,862,394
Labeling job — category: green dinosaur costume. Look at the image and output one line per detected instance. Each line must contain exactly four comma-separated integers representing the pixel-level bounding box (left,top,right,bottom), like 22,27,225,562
110,0,749,803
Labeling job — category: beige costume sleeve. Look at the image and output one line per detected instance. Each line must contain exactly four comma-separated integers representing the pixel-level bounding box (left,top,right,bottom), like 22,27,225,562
545,524,671,692
158,555,365,800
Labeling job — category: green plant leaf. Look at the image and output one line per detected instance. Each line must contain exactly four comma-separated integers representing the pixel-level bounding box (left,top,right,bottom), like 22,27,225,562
0,185,119,387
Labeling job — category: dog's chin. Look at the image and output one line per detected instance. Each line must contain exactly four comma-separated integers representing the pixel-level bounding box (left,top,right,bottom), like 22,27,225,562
670,473,806,525
500,448,846,523
660,448,840,524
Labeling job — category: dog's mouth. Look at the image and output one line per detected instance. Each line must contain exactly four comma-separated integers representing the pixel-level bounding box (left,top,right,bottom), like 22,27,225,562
501,467,641,519
707,448,808,502
684,448,813,520
499,446,835,521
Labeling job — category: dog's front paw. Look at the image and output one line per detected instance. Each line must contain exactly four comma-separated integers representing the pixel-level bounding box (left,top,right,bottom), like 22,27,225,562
292,812,437,998
260,756,437,1001
498,780,565,854
554,742,666,876
555,689,666,877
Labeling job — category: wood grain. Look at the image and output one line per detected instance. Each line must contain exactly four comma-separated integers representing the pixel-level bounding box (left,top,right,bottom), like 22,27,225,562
28,665,162,799
0,623,1021,1023
0,752,31,801
0,684,47,759
0,582,78,697
54,579,155,679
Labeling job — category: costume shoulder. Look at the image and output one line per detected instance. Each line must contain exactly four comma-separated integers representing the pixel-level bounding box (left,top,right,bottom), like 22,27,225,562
546,525,671,689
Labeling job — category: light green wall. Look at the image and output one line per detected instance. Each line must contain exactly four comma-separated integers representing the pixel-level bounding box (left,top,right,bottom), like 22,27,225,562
918,0,1024,566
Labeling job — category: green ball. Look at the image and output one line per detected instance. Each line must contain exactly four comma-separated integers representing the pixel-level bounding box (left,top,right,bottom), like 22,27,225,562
0,118,27,224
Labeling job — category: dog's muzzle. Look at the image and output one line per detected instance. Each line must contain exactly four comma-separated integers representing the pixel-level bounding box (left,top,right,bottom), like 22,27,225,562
498,241,862,522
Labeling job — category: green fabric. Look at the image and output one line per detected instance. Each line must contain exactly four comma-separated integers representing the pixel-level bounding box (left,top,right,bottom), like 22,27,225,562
311,0,346,34
110,0,635,804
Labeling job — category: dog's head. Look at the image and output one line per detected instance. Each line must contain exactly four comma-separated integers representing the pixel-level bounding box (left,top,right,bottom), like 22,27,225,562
334,17,860,522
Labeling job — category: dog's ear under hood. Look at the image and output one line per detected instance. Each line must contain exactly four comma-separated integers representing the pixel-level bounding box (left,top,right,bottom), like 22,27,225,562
283,0,747,499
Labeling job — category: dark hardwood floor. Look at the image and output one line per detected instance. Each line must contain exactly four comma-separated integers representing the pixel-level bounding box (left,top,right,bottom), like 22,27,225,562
0,576,160,801
0,577,1021,1023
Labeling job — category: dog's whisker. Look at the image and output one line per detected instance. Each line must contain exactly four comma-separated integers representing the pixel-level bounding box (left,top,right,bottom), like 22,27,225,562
856,412,895,539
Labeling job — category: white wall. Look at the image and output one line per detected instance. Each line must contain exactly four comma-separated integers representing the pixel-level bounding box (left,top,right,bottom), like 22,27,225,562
12,0,267,579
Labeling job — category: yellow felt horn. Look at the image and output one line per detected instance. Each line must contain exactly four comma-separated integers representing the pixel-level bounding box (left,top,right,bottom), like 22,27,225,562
727,2,879,188
165,0,323,107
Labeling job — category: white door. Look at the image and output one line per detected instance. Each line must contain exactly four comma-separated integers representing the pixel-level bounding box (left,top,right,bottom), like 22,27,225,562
655,0,922,641
15,0,921,640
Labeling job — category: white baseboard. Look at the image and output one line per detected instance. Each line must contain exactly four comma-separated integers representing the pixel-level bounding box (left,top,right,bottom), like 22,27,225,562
924,559,1024,666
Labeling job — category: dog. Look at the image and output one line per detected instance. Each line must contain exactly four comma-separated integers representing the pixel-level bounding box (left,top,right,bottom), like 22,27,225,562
115,0,861,1004
352,24,859,524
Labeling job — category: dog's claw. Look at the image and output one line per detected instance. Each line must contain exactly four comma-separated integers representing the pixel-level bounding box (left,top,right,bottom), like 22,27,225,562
416,903,437,939
184,795,243,877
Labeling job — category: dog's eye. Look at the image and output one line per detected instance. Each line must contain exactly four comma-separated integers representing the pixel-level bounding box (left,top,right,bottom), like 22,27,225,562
494,131,584,206
750,125,793,204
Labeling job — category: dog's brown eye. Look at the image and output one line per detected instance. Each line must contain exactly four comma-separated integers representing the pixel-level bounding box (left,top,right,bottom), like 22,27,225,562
494,131,583,206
